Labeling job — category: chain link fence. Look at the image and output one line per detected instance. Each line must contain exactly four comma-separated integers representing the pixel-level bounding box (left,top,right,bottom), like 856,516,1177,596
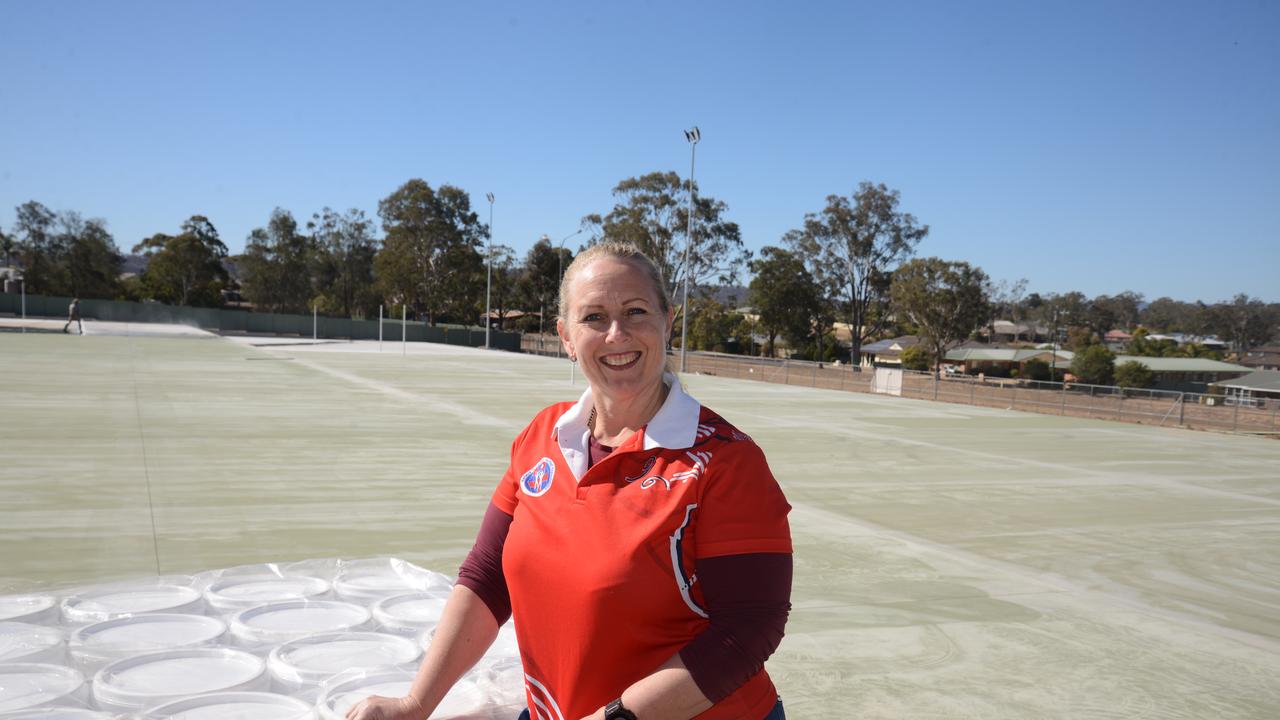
520,334,1278,436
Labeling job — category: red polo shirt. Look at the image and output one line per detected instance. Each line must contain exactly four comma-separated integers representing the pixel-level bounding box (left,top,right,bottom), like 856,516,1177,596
492,379,792,720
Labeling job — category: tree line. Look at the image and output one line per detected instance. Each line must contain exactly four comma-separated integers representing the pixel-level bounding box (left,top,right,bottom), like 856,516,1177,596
4,176,1278,361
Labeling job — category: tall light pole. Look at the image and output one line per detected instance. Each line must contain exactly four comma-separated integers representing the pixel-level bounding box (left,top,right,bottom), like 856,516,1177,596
553,229,584,303
679,126,700,373
485,192,495,349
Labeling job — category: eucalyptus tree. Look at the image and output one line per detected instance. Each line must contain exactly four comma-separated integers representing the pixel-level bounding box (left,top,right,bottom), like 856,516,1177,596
786,182,928,360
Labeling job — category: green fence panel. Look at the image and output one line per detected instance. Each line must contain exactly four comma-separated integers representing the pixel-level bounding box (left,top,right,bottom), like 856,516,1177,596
4,292,527,353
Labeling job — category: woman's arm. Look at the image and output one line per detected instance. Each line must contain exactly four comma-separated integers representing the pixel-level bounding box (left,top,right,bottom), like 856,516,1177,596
345,583,500,720
580,552,793,720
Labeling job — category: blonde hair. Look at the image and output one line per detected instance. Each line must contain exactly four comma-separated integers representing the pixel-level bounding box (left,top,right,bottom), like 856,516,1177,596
557,241,672,322
557,241,679,377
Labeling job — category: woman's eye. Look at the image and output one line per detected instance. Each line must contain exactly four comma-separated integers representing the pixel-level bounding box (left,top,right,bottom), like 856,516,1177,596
582,313,602,322
626,307,647,316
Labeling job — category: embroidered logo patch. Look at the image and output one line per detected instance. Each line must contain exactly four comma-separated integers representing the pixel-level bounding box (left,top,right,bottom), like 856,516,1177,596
520,457,556,497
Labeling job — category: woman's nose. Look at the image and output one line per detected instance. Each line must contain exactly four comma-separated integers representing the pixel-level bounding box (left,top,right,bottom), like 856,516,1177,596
605,318,629,341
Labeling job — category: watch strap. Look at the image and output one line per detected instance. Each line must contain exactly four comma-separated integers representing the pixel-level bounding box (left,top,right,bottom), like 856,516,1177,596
604,698,637,720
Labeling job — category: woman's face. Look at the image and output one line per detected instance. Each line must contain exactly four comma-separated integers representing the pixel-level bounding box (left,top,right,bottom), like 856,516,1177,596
558,256,673,406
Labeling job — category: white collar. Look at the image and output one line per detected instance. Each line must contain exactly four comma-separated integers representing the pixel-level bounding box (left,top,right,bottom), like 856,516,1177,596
552,373,702,482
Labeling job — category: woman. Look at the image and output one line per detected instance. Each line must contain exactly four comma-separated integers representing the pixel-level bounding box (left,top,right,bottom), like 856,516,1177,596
348,242,793,720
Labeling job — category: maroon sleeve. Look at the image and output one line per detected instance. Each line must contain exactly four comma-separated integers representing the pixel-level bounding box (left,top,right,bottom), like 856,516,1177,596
455,502,514,625
678,553,793,703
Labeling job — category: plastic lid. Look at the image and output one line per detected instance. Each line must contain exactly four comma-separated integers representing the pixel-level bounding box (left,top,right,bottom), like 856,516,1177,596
0,709,114,719
204,576,330,612
268,632,421,687
69,614,226,668
61,584,201,624
0,663,86,713
0,596,58,625
371,593,447,634
229,601,370,646
140,691,313,720
0,623,64,664
91,648,266,711
316,669,486,720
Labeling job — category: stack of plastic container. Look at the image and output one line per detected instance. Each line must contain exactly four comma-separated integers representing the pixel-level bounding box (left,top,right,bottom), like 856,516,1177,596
0,558,524,719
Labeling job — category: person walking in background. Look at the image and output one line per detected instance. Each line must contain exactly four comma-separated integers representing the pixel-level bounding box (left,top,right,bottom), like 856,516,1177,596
63,298,83,334
346,241,793,720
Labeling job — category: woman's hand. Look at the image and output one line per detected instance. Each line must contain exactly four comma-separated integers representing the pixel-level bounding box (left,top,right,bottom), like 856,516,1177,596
344,694,426,720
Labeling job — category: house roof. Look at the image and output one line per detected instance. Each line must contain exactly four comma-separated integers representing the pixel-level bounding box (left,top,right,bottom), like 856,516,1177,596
1114,356,1249,373
990,320,1048,335
861,335,920,354
945,348,1071,363
1211,370,1280,392
1105,330,1133,341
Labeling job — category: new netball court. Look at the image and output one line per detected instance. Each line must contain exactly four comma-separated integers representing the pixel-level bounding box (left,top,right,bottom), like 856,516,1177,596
2,323,1278,718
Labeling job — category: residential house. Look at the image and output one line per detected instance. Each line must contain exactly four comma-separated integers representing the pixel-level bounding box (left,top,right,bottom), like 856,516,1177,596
1238,345,1280,371
1114,356,1249,393
859,335,922,368
944,347,1073,377
1209,370,1280,407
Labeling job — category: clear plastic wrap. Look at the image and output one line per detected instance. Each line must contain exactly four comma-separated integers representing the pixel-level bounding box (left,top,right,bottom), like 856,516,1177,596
329,559,453,603
60,580,203,626
0,663,88,713
371,592,448,637
267,632,421,701
90,648,269,713
0,623,66,665
315,667,488,720
229,601,370,651
0,596,59,626
0,707,115,719
68,614,227,673
0,558,525,718
138,691,314,719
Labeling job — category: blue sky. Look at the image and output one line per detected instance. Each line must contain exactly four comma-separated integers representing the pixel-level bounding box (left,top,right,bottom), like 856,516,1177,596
2,1,1276,302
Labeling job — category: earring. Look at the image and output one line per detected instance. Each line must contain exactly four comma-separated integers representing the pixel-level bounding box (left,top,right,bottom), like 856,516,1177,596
569,354,577,363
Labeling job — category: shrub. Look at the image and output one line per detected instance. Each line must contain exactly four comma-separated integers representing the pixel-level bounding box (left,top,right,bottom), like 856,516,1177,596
1114,360,1154,389
1070,345,1116,385
900,345,931,371
1021,358,1051,381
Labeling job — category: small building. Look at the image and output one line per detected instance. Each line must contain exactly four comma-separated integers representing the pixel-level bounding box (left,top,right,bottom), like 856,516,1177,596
1209,370,1280,407
944,347,1073,377
987,320,1049,343
1104,329,1132,352
859,335,922,368
1238,345,1280,372
1113,356,1250,393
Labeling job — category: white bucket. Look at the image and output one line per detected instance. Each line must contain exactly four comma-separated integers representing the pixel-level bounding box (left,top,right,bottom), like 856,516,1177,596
0,663,87,713
61,583,202,625
0,595,59,626
229,601,370,649
0,708,113,719
68,614,227,673
91,648,267,713
371,593,448,637
204,576,331,613
0,623,66,665
268,632,421,700
139,691,314,720
331,560,452,603
315,668,487,720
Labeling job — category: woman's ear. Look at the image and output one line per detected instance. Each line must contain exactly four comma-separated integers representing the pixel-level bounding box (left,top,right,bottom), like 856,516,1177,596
557,317,574,360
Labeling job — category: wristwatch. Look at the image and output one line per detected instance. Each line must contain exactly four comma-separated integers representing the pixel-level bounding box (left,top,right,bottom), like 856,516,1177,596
604,698,637,720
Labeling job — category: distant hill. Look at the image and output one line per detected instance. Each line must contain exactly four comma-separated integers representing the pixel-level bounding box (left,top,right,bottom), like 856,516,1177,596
118,254,241,283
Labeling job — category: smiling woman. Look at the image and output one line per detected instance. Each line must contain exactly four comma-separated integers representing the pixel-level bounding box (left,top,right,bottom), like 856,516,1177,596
346,241,793,720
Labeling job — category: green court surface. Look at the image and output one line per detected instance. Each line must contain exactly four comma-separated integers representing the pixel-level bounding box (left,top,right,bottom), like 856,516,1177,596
3,326,1279,718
